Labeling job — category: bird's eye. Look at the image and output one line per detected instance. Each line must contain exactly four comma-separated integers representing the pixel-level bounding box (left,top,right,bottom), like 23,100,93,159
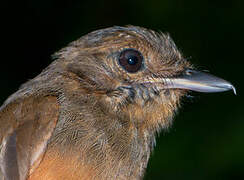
118,49,143,73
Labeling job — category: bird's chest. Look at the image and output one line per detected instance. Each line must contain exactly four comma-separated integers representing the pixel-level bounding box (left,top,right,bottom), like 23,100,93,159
29,130,152,180
30,96,156,179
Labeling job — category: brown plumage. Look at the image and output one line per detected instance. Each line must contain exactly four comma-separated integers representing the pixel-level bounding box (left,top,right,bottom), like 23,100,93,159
0,26,235,180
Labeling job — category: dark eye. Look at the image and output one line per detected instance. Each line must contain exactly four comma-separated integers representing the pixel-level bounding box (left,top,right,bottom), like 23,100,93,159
118,49,143,73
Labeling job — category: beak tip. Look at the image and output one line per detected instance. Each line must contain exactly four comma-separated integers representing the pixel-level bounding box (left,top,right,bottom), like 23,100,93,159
224,82,236,95
231,85,237,95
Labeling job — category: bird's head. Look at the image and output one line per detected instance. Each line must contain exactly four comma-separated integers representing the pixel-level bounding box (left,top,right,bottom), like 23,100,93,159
54,26,235,133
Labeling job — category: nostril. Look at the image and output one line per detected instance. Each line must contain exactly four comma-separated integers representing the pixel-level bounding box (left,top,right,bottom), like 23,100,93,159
185,69,194,75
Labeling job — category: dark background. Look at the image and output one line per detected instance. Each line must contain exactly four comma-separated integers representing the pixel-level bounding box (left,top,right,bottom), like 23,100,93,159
2,0,243,179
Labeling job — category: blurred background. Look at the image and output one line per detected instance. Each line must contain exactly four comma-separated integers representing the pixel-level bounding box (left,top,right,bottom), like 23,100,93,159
2,0,243,179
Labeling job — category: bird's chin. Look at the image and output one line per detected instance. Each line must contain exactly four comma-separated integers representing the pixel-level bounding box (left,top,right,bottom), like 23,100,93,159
144,88,187,131
129,87,187,133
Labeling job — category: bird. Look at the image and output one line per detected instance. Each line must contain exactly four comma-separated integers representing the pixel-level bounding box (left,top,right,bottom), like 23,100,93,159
0,26,235,180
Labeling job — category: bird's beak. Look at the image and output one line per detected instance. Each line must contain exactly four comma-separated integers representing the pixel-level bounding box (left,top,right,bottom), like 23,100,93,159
164,69,236,94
